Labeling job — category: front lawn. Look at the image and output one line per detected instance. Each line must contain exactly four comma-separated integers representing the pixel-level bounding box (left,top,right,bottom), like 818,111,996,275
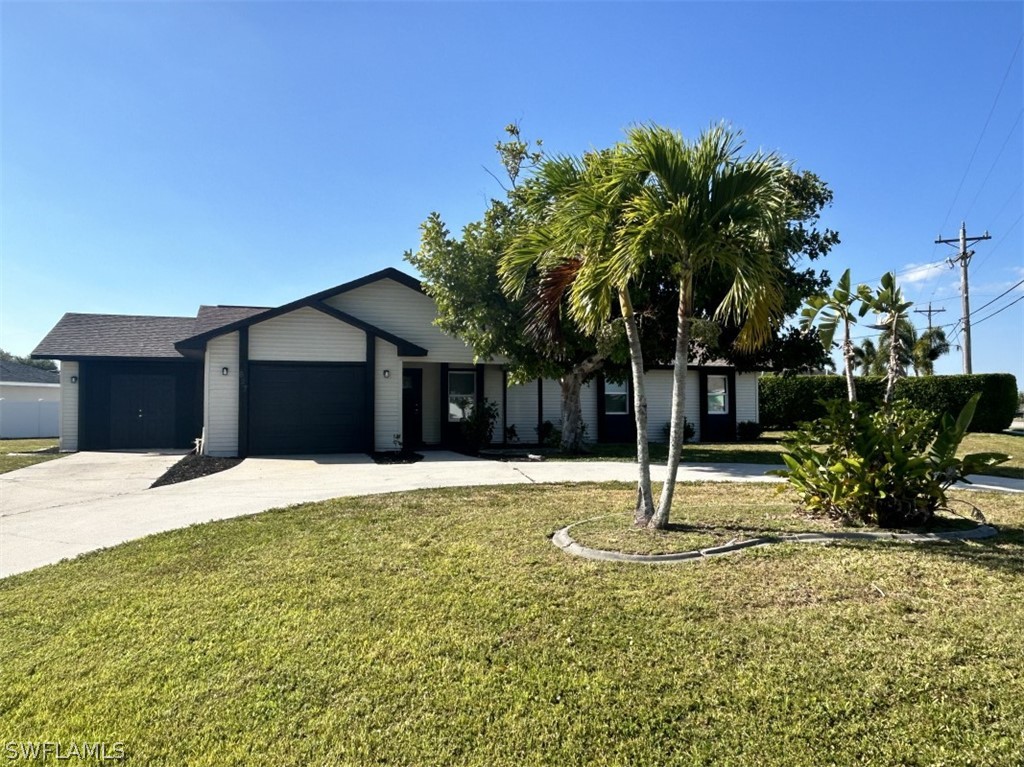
550,431,1022,479
0,438,62,474
2,482,1022,766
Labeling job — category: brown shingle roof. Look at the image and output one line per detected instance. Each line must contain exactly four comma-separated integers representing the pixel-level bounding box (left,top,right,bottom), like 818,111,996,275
32,313,198,360
193,305,269,336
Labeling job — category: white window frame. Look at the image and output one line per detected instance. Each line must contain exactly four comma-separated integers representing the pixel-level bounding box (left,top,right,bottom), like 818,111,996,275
604,378,629,415
706,374,729,415
448,370,476,422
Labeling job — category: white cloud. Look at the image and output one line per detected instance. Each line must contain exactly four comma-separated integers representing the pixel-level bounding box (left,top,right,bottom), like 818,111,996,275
895,260,948,286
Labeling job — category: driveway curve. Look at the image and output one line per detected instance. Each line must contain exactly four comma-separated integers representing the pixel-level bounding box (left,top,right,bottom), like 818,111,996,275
1,451,1020,578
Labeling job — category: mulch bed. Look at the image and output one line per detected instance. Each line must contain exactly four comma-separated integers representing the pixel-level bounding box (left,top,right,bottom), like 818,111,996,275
151,455,243,488
370,451,424,465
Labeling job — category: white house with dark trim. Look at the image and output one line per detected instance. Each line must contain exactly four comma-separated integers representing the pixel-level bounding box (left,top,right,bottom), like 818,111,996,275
32,268,760,455
0,359,60,439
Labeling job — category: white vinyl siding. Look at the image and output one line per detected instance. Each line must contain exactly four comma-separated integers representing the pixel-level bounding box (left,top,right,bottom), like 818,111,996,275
375,338,401,451
204,333,239,456
325,279,481,364
736,372,759,425
505,380,538,444
484,366,504,443
249,306,365,362
59,362,79,451
541,378,562,427
645,369,701,443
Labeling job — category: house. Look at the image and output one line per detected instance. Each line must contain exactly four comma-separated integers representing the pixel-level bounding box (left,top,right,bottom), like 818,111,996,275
0,359,60,439
31,268,760,455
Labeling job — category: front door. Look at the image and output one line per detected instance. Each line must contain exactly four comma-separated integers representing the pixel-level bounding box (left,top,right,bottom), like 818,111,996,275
699,370,736,442
402,368,423,449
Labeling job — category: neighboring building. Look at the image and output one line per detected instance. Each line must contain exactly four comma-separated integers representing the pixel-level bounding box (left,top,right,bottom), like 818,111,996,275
32,268,759,455
0,359,60,439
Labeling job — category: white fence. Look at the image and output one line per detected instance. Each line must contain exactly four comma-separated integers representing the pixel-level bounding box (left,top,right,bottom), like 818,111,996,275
0,400,60,438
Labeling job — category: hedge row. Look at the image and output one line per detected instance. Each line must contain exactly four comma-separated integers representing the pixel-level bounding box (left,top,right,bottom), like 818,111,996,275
759,373,1018,433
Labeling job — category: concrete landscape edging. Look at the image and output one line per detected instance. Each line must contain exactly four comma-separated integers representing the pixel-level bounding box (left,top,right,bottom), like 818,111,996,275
552,516,1000,564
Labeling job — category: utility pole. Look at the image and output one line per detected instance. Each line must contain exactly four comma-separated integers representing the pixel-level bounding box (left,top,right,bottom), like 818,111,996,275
935,221,990,374
913,302,946,332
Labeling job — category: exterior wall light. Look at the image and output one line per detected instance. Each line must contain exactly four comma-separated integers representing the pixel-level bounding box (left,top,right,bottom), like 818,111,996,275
382,369,391,378
70,375,78,384
221,367,230,376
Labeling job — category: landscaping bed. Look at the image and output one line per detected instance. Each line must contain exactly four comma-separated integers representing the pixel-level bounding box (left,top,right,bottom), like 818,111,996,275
150,454,243,488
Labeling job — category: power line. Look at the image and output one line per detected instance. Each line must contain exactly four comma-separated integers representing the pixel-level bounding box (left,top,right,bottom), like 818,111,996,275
971,294,1024,327
964,107,1024,220
936,34,1024,236
974,212,1023,273
969,278,1024,315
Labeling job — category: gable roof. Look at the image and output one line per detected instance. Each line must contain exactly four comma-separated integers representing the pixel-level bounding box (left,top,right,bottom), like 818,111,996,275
175,268,427,356
32,313,199,360
0,358,59,384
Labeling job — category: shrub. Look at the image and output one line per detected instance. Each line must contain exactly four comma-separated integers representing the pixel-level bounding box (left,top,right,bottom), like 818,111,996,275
460,399,499,454
773,394,1008,528
736,421,764,440
759,373,1017,432
661,420,695,444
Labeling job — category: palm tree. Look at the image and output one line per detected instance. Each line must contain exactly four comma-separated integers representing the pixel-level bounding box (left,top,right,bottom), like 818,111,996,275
913,327,951,376
852,338,878,375
613,124,789,529
799,269,868,402
501,148,659,523
502,125,790,529
875,317,917,377
862,272,914,403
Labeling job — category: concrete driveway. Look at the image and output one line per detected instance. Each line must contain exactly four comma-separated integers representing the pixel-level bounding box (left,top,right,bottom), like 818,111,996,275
1,451,1020,578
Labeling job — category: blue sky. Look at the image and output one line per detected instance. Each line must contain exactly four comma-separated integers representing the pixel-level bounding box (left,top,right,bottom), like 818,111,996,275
3,2,1021,384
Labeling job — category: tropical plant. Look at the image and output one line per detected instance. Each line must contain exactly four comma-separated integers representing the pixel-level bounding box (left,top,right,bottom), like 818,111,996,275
774,394,1008,527
614,124,789,528
913,327,951,376
460,399,500,454
799,269,869,402
852,338,878,375
407,125,609,453
503,146,659,519
861,272,914,402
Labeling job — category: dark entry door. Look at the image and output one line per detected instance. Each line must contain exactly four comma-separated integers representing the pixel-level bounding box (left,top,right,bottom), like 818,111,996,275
248,363,367,455
699,370,737,442
402,368,423,449
109,374,177,449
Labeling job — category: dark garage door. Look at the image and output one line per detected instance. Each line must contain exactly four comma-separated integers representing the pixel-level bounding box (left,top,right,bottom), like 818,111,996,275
110,374,177,449
248,363,368,455
79,360,203,451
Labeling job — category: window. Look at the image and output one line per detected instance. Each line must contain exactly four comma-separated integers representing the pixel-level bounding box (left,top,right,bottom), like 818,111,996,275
604,378,628,415
448,370,476,422
706,375,728,414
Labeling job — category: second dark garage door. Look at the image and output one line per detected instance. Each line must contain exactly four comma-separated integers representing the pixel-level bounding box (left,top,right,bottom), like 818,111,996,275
248,362,369,455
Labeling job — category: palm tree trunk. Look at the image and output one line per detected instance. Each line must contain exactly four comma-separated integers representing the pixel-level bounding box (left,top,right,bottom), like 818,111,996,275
651,278,691,529
843,320,858,403
619,287,654,526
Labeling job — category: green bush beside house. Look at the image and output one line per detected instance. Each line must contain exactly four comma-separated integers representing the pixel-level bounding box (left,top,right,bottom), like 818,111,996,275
760,373,1017,432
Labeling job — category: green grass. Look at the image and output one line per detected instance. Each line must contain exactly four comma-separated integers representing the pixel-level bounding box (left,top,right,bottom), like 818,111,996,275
570,484,984,555
554,431,1023,478
0,438,61,474
2,482,1023,766
959,432,1024,479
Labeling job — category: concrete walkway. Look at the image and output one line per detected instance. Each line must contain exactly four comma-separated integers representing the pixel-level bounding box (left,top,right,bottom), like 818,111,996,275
1,451,1020,578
